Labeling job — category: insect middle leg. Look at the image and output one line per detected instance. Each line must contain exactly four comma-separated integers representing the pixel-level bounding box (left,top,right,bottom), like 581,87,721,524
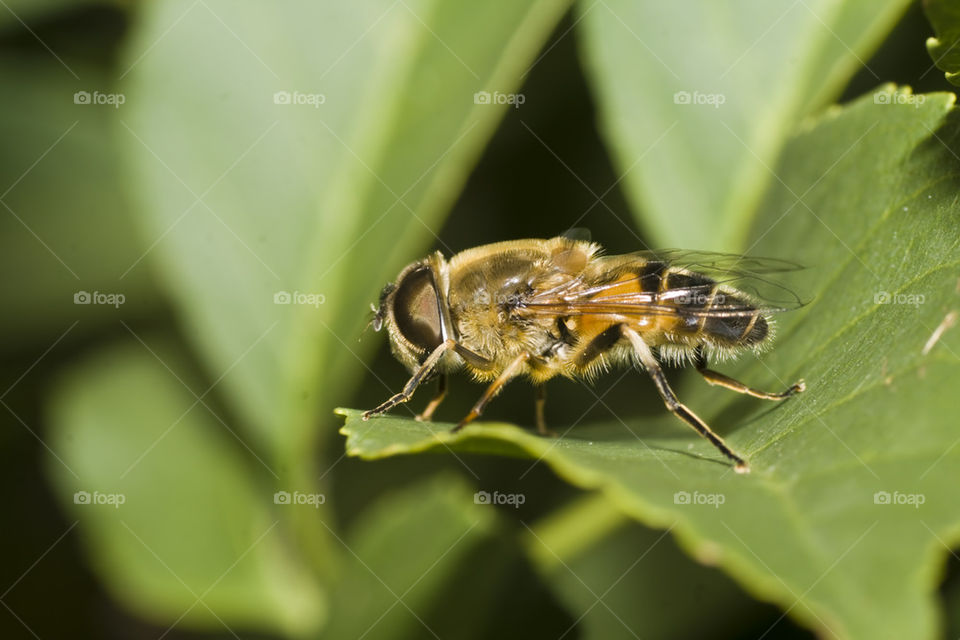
452,352,530,432
693,347,805,400
622,327,750,473
534,385,552,436
415,374,447,422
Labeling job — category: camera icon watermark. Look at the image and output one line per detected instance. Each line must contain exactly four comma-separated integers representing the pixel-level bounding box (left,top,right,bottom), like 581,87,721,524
673,90,725,108
873,490,924,508
473,490,525,508
273,290,325,307
73,90,125,108
273,90,325,108
473,90,525,109
673,490,725,508
74,490,126,508
273,490,326,508
74,290,125,308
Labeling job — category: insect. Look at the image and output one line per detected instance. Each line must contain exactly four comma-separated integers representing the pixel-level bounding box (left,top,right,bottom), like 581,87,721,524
363,236,805,473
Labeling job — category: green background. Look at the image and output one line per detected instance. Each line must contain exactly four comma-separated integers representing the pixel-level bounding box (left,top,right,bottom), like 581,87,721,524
2,1,959,639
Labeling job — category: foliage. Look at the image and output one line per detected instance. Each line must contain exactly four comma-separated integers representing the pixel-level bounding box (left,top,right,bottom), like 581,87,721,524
1,0,954,638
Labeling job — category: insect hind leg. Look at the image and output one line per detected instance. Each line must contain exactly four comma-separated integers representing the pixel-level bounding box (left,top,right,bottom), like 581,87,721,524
623,328,749,473
693,347,805,400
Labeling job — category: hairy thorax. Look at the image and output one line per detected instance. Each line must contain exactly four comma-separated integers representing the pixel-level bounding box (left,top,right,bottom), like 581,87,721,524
446,239,592,380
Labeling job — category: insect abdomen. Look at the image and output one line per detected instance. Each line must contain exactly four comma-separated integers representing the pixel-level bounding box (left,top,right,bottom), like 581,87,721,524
663,269,769,347
702,312,768,346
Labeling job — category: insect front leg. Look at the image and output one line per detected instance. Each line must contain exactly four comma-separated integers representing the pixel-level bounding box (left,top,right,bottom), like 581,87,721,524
415,374,447,422
693,347,805,400
363,340,454,420
623,327,750,473
453,352,530,432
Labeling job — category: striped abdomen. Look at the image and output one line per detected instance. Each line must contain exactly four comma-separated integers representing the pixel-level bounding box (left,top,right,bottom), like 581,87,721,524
646,262,768,347
561,258,772,360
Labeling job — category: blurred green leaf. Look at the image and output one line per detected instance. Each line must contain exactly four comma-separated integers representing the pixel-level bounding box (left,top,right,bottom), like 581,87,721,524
340,87,960,639
323,472,575,639
120,0,572,467
0,58,158,346
925,0,960,86
526,496,784,639
577,0,912,250
47,340,325,636
322,474,495,640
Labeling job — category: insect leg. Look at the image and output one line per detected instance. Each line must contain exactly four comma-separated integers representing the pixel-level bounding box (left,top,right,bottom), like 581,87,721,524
623,327,750,473
534,385,550,436
363,340,454,420
571,324,623,369
693,347,805,400
415,374,447,422
453,343,496,371
453,352,530,432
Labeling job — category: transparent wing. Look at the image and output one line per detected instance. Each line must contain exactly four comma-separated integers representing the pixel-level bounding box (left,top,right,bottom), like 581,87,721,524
626,249,803,275
523,249,806,319
560,227,592,242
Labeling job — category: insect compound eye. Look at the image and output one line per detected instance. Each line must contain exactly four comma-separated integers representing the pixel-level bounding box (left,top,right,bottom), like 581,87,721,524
392,266,443,353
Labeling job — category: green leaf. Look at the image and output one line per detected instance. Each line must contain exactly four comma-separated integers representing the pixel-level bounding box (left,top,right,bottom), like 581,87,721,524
120,0,571,465
0,58,159,346
340,86,960,639
925,0,960,86
46,340,325,636
577,0,912,249
525,496,786,639
323,472,576,639
322,474,494,640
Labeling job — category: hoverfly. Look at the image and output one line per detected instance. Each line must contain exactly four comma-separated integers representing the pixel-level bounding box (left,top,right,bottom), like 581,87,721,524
363,236,805,473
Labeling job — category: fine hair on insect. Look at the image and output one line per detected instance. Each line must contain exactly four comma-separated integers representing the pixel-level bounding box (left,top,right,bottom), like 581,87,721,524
363,236,806,473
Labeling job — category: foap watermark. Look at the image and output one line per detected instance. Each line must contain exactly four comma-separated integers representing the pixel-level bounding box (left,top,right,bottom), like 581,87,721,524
673,490,725,508
274,490,326,508
472,289,526,307
73,90,125,108
668,290,728,306
74,490,125,508
874,291,924,307
473,90,525,109
873,490,925,508
873,91,925,108
274,90,325,107
673,90,725,108
74,290,125,308
474,490,525,508
274,290,325,307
